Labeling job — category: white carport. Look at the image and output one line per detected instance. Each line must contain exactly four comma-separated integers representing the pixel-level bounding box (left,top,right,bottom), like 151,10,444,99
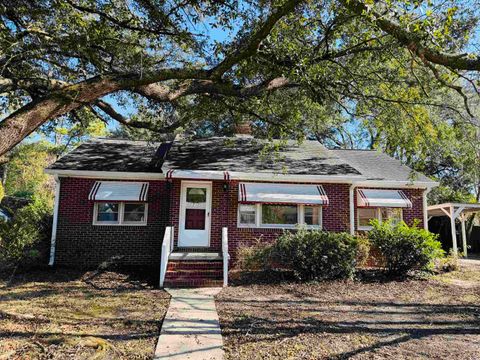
427,203,480,257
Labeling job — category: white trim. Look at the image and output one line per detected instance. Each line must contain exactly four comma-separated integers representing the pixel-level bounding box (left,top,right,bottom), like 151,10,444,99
45,168,438,189
48,175,61,266
45,168,165,180
357,207,403,231
178,181,212,247
237,203,322,229
349,184,355,235
92,202,148,226
423,188,431,230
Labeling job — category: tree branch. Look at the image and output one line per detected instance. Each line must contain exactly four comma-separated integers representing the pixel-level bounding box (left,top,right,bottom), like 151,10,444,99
342,0,480,71
210,0,302,78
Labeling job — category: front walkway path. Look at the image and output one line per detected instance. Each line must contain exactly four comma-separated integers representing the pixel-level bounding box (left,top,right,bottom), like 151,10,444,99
154,288,224,359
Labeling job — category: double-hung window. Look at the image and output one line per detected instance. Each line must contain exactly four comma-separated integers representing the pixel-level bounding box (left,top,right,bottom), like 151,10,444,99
357,207,402,231
238,204,322,229
94,202,148,225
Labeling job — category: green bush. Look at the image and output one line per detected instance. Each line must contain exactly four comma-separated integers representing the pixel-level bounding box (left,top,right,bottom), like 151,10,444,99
0,194,52,264
273,229,359,281
236,239,275,271
368,220,444,276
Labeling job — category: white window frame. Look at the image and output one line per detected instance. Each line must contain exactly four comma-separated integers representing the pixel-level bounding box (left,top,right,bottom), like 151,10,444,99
357,207,403,231
93,202,148,226
237,203,322,229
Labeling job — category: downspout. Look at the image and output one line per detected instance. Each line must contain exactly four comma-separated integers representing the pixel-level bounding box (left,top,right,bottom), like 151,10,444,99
49,175,61,266
349,184,356,235
423,188,432,231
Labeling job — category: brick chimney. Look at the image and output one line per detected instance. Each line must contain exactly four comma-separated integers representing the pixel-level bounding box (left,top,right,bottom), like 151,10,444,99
234,121,252,136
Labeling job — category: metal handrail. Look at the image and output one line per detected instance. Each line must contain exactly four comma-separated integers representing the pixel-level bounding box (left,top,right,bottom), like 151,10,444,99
159,226,174,288
222,227,230,287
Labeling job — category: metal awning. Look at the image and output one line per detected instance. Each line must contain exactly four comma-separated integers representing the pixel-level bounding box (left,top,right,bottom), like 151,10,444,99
88,181,149,201
427,202,480,257
238,183,329,205
357,189,412,208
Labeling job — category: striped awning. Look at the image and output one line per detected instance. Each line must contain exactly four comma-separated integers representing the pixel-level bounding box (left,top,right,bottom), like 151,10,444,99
89,181,149,201
239,183,329,205
357,189,412,208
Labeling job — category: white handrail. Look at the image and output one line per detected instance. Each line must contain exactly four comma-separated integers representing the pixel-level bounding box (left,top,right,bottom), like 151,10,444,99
159,226,174,288
222,227,230,287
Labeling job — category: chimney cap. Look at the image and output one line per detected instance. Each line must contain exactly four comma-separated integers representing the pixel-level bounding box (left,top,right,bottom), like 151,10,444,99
235,121,252,136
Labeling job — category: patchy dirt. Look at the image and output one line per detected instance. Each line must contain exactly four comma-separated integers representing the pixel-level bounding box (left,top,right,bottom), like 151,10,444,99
217,266,480,359
0,268,170,359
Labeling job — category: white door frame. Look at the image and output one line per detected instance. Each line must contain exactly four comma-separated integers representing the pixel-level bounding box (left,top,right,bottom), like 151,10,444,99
178,180,212,247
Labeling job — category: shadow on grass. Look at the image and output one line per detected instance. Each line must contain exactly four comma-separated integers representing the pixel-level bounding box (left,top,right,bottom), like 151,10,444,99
219,296,480,359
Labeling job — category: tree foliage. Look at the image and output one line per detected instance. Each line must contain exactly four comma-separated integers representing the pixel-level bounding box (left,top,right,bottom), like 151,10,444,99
1,0,480,156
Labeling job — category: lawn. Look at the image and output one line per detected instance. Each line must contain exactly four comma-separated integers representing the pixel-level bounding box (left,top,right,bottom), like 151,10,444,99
217,264,480,359
0,268,170,359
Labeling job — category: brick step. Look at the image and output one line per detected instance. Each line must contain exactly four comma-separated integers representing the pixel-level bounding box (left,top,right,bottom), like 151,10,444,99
164,278,224,288
165,270,223,279
167,261,223,271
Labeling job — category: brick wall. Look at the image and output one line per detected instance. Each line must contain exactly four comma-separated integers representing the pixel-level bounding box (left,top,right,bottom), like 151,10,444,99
54,176,426,267
54,177,168,267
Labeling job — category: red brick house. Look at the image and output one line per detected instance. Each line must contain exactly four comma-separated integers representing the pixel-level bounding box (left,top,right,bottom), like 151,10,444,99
45,135,437,287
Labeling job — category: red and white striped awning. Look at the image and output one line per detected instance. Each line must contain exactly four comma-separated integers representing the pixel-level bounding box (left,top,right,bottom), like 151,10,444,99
357,189,412,208
89,181,149,201
239,183,329,205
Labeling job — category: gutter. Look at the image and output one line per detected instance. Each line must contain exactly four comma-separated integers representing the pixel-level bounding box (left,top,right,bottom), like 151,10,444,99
49,175,61,266
44,168,439,189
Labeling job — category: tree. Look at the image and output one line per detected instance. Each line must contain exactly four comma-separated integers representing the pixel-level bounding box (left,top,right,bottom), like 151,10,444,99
1,0,480,155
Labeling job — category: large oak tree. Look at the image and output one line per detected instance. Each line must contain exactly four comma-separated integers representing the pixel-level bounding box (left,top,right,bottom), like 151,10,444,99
1,0,480,155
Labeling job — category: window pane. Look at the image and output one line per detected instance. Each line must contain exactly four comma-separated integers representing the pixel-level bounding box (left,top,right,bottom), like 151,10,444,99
186,188,206,203
185,209,206,229
358,208,376,227
262,205,297,225
239,204,256,225
304,206,320,226
381,208,402,225
97,203,119,222
124,203,146,223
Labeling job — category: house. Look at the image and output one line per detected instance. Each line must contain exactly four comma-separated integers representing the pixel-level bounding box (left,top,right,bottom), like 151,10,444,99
45,133,438,287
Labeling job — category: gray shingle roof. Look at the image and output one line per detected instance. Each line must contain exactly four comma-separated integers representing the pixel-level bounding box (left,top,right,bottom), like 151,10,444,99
330,149,432,182
48,138,166,173
163,137,360,176
47,136,435,184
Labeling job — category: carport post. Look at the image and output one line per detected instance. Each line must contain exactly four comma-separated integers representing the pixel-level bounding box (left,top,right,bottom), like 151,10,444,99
450,206,458,255
461,216,467,258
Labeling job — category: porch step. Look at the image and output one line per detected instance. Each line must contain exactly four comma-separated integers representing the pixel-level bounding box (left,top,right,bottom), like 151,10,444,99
169,252,222,261
167,261,223,271
164,259,224,288
164,278,224,288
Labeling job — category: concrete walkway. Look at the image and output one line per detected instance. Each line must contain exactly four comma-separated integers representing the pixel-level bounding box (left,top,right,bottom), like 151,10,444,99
154,288,224,360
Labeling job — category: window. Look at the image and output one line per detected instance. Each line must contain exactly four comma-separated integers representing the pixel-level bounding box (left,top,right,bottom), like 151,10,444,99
304,206,321,226
238,204,322,229
96,203,119,223
94,202,147,225
358,208,403,230
262,205,298,225
123,203,146,223
381,208,402,226
358,208,376,229
239,204,256,226
186,187,206,203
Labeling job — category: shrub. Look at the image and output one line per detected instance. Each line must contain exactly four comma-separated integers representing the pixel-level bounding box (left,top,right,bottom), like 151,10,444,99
0,194,52,264
235,239,275,271
436,249,461,273
273,229,359,281
368,220,444,276
0,183,4,202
